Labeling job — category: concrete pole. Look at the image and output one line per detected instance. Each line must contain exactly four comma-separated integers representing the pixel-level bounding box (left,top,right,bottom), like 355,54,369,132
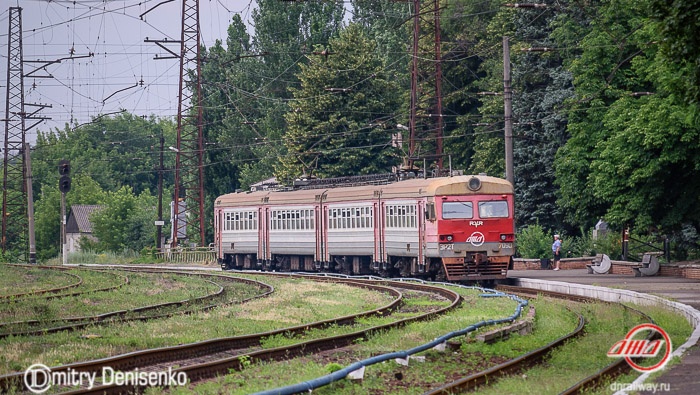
61,191,67,265
25,143,36,263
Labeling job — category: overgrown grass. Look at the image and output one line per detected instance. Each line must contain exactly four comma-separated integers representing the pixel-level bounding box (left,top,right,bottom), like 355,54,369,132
0,270,219,325
175,287,531,394
0,266,79,296
0,275,389,374
584,303,694,395
174,290,693,395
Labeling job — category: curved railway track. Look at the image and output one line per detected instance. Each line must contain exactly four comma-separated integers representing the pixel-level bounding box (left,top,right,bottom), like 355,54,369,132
0,270,130,303
1,277,458,395
0,270,272,339
1,268,663,394
421,284,656,395
0,265,84,300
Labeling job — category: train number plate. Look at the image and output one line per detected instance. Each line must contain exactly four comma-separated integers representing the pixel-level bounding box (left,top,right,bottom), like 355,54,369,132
440,244,454,251
498,243,513,249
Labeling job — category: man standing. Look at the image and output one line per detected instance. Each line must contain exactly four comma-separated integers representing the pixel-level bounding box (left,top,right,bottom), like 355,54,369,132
552,234,562,271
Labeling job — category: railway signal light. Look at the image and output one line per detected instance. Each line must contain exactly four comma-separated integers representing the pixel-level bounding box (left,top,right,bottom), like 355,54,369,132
58,159,71,176
58,160,71,193
59,175,72,193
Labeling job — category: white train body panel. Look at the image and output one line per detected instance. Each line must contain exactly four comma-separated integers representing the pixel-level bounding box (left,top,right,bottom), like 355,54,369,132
218,209,259,255
267,205,316,256
325,202,375,257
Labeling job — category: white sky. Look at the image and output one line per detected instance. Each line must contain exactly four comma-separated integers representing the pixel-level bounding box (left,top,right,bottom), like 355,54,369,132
1,0,256,139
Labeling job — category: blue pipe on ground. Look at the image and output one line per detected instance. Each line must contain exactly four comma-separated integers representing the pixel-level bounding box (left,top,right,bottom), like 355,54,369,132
253,284,528,395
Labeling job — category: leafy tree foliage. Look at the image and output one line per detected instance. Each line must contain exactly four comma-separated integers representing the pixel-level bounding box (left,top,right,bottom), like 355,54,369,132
440,0,504,171
555,0,700,235
277,24,401,181
30,113,174,259
510,7,575,231
90,186,157,252
33,175,107,261
651,0,700,104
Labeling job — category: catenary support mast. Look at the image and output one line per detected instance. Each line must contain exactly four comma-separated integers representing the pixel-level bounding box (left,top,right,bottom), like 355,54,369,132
172,0,206,247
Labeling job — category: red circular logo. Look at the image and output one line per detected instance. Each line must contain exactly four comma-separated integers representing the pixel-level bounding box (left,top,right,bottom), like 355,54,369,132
607,323,672,372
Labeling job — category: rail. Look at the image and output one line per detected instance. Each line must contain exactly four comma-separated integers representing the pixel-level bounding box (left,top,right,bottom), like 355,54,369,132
155,246,216,264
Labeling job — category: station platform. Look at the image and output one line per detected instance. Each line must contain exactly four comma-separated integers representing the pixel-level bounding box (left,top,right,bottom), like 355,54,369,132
508,269,700,394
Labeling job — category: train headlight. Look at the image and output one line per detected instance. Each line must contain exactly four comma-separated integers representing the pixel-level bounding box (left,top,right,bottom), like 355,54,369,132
467,177,481,191
440,234,455,242
499,234,515,242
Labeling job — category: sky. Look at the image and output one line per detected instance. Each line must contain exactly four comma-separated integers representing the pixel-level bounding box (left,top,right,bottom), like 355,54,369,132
0,0,256,141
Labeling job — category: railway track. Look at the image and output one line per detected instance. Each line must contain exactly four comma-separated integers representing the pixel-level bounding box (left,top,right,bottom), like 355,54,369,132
0,270,270,339
420,284,656,395
1,277,458,394
3,268,661,394
0,270,130,303
0,265,84,300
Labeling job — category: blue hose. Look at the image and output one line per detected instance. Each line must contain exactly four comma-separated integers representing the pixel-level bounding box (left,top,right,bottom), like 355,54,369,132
253,282,528,395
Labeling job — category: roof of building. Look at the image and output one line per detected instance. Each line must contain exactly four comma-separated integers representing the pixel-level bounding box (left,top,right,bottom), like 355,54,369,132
66,205,103,234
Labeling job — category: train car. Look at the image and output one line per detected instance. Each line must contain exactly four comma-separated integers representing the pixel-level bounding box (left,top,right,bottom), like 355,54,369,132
214,174,515,281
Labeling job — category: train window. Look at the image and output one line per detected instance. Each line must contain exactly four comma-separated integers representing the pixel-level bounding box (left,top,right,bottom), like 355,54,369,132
478,201,509,218
385,204,417,228
426,202,436,221
328,207,372,229
223,211,258,231
442,202,473,219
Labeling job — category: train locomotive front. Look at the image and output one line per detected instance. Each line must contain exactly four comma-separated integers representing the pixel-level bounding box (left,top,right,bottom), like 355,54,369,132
214,174,515,282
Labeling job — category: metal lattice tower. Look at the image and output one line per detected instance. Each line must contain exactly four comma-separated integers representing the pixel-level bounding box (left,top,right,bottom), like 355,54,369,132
408,0,444,170
172,0,206,247
2,7,28,261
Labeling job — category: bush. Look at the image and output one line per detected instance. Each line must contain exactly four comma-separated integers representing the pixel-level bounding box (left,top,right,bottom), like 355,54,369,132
516,224,552,259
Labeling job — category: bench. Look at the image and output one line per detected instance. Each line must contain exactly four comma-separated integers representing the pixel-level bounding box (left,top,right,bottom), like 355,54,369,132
637,253,660,276
613,254,660,277
587,254,611,274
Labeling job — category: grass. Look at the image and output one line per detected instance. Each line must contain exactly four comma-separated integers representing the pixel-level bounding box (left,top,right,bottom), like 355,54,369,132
174,286,529,394
0,265,80,297
0,274,389,374
583,303,694,395
0,270,219,325
171,289,693,395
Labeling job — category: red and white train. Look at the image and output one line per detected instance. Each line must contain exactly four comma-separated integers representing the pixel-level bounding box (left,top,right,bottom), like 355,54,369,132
214,174,515,281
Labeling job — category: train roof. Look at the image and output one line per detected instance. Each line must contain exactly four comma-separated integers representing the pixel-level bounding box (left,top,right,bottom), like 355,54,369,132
215,175,513,208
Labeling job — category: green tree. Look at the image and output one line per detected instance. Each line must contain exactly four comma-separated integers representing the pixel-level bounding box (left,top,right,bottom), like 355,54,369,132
277,24,401,181
555,0,700,234
90,186,157,252
31,113,174,197
651,0,700,104
33,175,107,260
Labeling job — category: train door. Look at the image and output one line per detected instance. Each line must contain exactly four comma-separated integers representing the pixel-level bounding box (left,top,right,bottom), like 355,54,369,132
314,191,328,269
377,197,387,269
373,201,380,268
416,201,426,273
214,209,222,261
258,206,270,265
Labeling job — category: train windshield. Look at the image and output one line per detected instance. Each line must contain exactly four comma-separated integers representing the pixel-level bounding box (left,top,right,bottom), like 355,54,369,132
478,201,509,218
442,202,473,219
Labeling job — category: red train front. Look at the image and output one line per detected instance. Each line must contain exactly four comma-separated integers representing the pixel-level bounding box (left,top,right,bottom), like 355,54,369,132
214,174,515,282
424,176,515,281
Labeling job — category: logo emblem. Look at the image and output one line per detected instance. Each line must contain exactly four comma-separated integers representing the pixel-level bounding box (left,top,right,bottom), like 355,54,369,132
24,363,52,394
607,323,672,372
466,231,485,247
